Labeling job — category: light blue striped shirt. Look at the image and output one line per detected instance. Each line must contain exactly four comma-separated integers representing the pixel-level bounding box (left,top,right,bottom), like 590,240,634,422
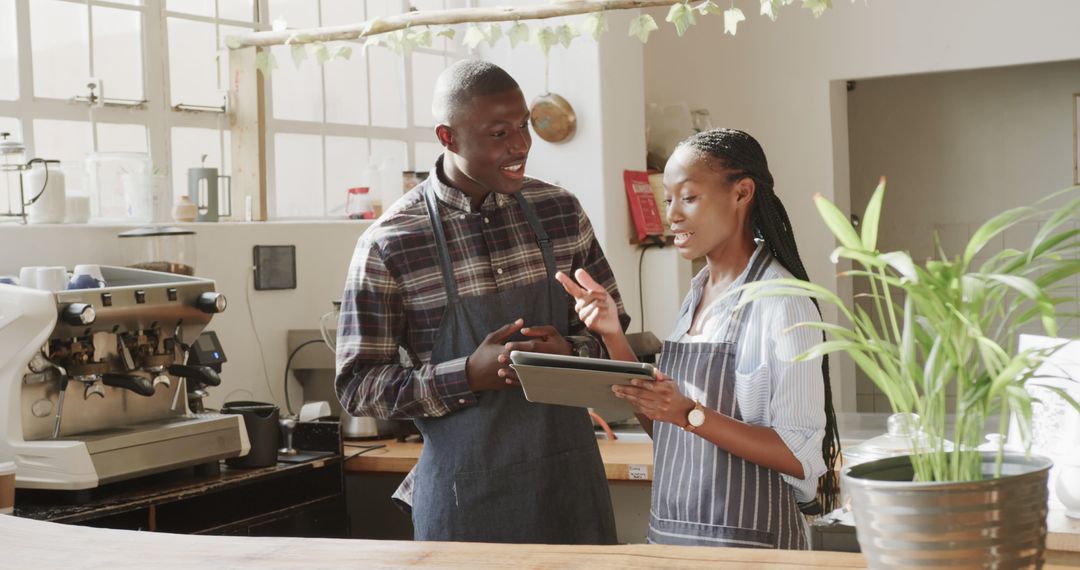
669,244,827,502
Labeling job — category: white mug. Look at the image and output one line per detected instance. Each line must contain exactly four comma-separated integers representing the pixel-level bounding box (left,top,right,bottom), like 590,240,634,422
35,266,68,292
18,266,41,289
70,264,106,289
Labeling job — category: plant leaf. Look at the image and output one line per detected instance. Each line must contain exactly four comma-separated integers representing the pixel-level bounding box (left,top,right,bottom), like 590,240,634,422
880,251,919,282
723,7,746,35
699,0,724,15
333,45,353,60
813,193,863,250
534,26,559,57
628,14,659,44
760,0,781,21
802,0,832,18
581,12,608,41
860,177,885,251
436,27,456,40
508,21,530,47
224,36,243,50
463,24,486,50
309,42,330,64
290,44,307,68
666,2,697,37
254,50,277,78
556,23,579,48
486,23,503,47
964,205,1037,265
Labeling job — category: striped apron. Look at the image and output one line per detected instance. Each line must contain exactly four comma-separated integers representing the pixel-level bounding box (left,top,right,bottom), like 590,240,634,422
647,250,808,549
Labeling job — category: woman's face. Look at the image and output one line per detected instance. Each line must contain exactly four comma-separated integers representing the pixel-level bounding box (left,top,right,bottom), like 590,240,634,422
662,147,754,261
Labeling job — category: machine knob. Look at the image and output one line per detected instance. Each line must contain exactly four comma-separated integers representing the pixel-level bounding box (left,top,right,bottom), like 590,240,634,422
61,303,96,326
197,292,227,314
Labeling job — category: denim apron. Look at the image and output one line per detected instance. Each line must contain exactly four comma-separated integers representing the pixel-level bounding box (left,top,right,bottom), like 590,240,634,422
647,250,807,549
410,186,617,544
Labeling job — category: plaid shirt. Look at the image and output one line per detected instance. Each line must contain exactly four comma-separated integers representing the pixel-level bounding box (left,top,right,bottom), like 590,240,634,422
335,158,629,421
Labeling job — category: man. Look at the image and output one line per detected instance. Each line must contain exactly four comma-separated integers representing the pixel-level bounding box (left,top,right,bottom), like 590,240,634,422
335,60,629,544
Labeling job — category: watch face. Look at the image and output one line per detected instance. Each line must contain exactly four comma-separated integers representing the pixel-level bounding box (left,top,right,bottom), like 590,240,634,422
688,408,706,427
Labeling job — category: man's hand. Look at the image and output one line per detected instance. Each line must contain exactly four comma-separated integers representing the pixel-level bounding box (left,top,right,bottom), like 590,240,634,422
502,324,573,362
466,319,524,392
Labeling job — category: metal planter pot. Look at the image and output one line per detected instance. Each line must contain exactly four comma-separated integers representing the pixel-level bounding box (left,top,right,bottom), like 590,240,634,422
842,452,1053,569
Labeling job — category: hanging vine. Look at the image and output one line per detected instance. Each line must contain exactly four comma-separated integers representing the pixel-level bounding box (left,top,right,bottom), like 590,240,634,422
228,0,851,76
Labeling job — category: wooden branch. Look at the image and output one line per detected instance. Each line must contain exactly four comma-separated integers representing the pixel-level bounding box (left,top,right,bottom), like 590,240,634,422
230,0,682,48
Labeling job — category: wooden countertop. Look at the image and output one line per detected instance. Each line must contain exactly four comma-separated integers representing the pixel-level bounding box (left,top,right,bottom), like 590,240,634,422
2,514,1079,568
346,438,1080,553
345,438,654,483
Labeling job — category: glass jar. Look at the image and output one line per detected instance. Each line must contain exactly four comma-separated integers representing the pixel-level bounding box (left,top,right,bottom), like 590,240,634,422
117,226,197,276
85,152,152,223
842,412,953,468
345,186,373,220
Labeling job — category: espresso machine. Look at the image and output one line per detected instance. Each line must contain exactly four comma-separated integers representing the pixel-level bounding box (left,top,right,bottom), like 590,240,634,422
0,266,249,490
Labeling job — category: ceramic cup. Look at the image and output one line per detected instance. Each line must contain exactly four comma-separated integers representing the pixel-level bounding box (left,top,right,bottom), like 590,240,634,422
35,266,68,292
18,266,40,289
69,264,106,289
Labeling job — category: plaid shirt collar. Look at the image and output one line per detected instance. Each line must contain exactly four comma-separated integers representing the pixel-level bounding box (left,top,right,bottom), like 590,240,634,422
431,154,518,214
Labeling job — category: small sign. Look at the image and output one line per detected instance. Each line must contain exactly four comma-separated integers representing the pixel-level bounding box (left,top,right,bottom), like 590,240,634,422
628,465,649,480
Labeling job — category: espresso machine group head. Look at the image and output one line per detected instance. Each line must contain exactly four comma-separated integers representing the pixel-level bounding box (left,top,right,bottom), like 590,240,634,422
0,266,249,490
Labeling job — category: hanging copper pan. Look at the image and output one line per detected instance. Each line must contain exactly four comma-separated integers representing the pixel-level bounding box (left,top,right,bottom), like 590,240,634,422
529,92,577,144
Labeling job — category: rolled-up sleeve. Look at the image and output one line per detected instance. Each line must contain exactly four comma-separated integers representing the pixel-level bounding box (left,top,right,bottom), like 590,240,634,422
767,295,827,502
335,237,476,420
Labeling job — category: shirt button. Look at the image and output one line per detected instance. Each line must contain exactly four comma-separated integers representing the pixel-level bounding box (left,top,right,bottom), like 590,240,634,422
496,268,504,275
458,398,467,405
483,217,490,224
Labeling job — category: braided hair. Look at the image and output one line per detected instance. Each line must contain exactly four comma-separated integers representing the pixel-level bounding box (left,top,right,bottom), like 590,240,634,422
676,128,841,515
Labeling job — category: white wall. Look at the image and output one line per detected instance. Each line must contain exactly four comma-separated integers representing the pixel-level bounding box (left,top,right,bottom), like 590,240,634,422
0,221,365,412
643,0,1080,411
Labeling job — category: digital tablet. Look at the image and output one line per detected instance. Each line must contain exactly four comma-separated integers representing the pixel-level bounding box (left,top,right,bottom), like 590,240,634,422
509,351,655,413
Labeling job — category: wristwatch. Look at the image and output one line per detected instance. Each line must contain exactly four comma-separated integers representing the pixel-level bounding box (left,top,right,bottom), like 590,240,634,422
683,400,706,432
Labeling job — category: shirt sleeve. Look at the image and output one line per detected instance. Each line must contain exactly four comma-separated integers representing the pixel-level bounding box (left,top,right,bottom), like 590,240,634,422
334,236,477,420
767,295,828,502
569,196,631,358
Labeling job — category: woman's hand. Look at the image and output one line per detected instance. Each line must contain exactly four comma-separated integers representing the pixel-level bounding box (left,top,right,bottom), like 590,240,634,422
555,269,621,339
612,370,695,427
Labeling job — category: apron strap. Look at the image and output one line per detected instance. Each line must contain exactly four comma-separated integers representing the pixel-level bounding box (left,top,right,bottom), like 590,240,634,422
513,192,557,279
423,185,460,304
722,248,773,344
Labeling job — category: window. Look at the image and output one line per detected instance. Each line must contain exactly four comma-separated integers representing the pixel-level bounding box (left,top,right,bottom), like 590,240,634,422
265,0,465,218
1,0,454,221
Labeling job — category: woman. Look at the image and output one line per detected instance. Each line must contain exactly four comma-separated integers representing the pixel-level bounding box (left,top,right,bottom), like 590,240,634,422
556,128,839,549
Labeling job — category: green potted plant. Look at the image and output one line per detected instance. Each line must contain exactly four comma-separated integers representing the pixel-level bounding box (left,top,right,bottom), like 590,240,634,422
740,178,1080,567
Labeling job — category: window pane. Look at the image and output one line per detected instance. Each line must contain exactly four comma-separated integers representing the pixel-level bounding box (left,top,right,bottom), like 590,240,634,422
273,133,323,218
415,141,442,172
270,44,323,122
0,0,17,101
411,52,445,127
371,138,407,204
321,0,363,24
268,0,317,28
97,123,148,154
324,47,368,125
92,6,144,101
325,136,369,217
368,48,405,128
32,119,92,163
218,0,256,22
166,0,213,17
168,18,221,107
170,126,225,212
31,0,90,100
